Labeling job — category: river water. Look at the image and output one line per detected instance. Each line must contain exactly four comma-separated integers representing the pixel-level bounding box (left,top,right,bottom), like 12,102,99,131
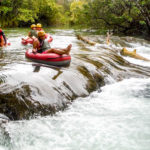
0,29,150,150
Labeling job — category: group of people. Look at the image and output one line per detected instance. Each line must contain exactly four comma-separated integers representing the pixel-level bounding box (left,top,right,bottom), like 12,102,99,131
0,23,72,55
22,23,44,40
23,23,72,55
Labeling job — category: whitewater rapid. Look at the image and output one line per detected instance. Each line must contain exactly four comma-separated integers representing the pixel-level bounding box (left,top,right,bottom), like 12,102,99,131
1,78,150,150
0,29,150,150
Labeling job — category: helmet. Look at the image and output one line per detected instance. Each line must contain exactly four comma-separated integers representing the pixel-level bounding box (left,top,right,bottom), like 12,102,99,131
31,24,36,28
38,31,45,37
36,23,42,28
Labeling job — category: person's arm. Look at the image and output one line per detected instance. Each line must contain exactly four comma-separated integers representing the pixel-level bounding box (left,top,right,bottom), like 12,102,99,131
32,39,39,53
28,32,32,38
2,31,7,45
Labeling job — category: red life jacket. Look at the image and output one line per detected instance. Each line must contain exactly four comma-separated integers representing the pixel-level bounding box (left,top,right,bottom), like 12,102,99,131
0,29,2,40
0,29,4,46
0,29,2,37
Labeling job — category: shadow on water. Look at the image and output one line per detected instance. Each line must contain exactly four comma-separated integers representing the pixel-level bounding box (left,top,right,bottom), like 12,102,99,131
32,63,63,80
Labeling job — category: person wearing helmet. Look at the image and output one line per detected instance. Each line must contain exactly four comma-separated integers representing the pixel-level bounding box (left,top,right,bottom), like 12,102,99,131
28,24,37,38
22,24,37,41
32,31,72,55
0,26,7,47
36,23,44,32
33,31,51,53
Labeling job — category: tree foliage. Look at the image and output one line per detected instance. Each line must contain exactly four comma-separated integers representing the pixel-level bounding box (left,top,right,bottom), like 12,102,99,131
76,0,150,34
0,0,150,35
0,0,65,27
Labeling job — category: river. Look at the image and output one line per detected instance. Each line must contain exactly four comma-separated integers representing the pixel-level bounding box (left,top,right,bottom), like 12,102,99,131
0,28,150,150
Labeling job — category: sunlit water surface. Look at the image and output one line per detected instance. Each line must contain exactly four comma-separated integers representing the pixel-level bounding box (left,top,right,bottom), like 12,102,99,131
0,29,150,150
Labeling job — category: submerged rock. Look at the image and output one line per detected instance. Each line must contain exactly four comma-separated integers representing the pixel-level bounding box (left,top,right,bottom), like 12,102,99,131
0,113,9,124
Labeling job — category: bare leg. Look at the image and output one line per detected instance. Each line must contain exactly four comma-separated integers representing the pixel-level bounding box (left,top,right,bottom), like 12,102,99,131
65,44,72,55
52,49,66,54
46,44,72,55
46,48,55,53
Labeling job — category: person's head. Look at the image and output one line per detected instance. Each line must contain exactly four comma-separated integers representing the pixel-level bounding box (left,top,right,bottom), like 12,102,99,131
36,23,42,31
38,31,46,40
30,24,36,29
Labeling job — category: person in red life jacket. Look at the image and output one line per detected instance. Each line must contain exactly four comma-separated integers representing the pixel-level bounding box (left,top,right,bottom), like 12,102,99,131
36,23,44,32
0,27,7,47
32,31,72,55
36,23,52,39
35,23,48,38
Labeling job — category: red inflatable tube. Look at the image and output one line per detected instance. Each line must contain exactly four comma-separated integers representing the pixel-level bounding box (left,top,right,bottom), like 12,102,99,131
25,49,71,66
22,34,53,45
22,38,33,45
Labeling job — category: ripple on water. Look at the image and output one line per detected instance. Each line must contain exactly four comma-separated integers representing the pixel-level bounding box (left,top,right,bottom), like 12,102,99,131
0,78,149,150
0,74,7,84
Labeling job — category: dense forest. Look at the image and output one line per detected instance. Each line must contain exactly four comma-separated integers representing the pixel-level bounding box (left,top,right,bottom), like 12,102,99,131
0,0,150,35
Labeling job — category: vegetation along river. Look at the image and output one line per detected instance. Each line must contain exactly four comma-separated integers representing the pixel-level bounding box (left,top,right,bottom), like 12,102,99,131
0,28,150,150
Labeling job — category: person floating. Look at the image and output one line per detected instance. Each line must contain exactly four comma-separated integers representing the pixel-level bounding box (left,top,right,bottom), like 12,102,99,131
32,31,72,55
36,23,44,32
0,26,7,47
35,23,47,38
22,24,37,41
28,24,37,38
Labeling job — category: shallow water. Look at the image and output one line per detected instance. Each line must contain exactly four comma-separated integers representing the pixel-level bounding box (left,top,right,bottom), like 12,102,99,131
0,29,150,149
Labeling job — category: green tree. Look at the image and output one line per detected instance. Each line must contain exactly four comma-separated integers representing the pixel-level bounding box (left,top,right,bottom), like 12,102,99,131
70,0,87,26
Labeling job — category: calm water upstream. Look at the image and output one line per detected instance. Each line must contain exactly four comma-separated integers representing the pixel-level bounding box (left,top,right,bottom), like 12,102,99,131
0,28,150,150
